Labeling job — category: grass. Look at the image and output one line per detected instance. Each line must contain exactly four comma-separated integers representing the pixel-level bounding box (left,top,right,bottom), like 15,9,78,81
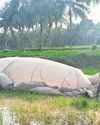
1,49,100,58
83,67,100,75
0,50,82,57
0,88,100,125
0,88,99,109
0,113,2,125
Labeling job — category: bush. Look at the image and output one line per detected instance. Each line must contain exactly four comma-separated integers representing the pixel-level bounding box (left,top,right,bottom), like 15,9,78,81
71,98,89,109
92,45,97,50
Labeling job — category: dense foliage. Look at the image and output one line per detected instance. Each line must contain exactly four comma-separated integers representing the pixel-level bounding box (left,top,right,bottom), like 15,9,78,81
0,0,100,50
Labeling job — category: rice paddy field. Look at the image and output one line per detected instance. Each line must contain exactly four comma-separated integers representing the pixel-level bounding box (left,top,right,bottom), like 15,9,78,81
0,48,100,125
0,88,100,125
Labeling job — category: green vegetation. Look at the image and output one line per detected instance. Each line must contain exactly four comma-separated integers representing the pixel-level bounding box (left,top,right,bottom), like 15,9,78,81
0,0,100,51
0,88,100,125
0,49,85,57
83,68,100,75
0,113,3,125
1,49,100,57
0,88,99,109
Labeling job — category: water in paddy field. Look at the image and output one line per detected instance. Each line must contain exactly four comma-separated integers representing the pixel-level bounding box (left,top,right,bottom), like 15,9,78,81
0,107,40,125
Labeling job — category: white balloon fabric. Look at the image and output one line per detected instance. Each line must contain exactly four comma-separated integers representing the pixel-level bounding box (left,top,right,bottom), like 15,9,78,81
0,73,13,88
0,57,92,89
86,73,100,85
14,81,46,90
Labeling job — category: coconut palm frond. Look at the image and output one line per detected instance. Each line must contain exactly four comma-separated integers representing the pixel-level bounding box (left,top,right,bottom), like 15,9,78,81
73,7,87,19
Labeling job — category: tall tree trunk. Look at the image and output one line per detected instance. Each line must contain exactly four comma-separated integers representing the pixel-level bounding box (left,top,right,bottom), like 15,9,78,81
18,27,24,51
69,6,72,51
48,21,52,49
10,27,14,38
10,27,15,45
4,27,8,50
39,17,43,50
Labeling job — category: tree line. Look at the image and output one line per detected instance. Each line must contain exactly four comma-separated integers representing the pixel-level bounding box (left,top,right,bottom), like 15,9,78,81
0,0,100,50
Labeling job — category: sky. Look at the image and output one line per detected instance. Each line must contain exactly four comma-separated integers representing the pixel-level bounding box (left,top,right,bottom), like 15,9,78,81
0,0,11,8
89,3,100,24
0,0,100,24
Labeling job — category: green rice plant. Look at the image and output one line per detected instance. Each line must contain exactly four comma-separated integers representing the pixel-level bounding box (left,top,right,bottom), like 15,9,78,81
83,67,100,75
11,102,57,125
0,94,99,125
71,97,100,109
0,113,3,125
71,98,89,109
48,96,72,109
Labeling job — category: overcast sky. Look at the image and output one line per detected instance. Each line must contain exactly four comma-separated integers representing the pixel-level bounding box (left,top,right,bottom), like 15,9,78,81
0,0,10,8
0,0,100,24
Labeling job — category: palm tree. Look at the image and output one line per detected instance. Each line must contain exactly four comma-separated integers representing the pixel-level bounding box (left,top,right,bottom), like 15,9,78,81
45,0,66,48
76,0,100,4
88,0,100,4
65,0,89,50
0,0,20,49
0,0,93,50
29,0,66,49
